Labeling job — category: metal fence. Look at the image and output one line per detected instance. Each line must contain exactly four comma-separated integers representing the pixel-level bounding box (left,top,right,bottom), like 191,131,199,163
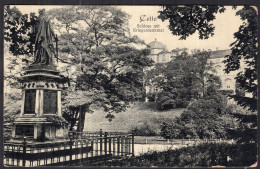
4,130,134,167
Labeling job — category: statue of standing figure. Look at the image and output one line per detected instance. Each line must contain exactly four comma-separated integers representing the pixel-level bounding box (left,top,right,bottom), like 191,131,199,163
32,9,58,65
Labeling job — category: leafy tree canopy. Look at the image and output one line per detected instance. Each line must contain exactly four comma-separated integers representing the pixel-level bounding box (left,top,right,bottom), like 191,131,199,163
160,89,238,139
146,49,220,110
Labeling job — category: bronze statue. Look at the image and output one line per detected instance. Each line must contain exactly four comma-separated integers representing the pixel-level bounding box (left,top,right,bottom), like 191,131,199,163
32,9,58,65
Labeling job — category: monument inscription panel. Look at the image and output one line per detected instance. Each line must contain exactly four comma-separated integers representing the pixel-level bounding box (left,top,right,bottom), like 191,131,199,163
15,125,34,137
24,90,36,114
43,90,57,114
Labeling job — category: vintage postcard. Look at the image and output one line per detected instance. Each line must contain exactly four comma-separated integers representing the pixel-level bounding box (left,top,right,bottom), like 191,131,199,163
3,4,258,167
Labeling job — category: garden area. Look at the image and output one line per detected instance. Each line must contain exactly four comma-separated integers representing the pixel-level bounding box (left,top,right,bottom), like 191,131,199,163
88,143,256,167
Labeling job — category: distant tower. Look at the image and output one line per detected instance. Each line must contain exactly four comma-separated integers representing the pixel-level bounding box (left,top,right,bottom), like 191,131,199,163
145,39,169,102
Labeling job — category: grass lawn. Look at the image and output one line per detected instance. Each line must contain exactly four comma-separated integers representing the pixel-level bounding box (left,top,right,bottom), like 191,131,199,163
84,102,184,133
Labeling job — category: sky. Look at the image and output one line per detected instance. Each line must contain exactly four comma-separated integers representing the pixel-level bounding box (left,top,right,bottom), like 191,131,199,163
14,5,243,51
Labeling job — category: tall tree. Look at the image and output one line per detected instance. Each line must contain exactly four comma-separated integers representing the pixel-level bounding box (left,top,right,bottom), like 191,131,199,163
48,6,153,131
146,49,219,110
4,6,153,132
158,5,257,112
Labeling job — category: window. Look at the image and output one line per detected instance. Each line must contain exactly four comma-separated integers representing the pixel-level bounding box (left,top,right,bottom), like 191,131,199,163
157,55,160,63
215,65,221,74
24,90,36,114
15,125,34,137
151,49,154,54
162,55,166,62
225,78,232,89
43,90,57,114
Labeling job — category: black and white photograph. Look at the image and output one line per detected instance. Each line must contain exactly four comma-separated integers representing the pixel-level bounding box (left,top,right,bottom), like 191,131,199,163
3,4,258,167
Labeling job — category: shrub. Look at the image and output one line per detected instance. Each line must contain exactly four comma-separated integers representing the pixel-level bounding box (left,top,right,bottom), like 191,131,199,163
130,120,160,136
160,93,233,139
157,90,189,110
86,143,256,167
146,92,156,102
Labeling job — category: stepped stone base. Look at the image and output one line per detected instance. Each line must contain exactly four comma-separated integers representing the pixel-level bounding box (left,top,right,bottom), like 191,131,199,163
12,115,68,142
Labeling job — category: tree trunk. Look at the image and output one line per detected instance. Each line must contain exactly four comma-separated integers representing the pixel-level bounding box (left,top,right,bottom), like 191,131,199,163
69,119,76,131
69,110,78,131
77,110,86,132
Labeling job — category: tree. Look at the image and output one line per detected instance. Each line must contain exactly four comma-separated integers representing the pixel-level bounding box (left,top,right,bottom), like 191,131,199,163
158,5,257,112
224,6,257,112
4,6,153,132
146,49,219,110
160,87,237,139
4,5,38,59
48,6,153,131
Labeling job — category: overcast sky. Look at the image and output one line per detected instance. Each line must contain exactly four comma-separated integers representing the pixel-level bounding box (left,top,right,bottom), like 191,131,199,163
15,5,243,51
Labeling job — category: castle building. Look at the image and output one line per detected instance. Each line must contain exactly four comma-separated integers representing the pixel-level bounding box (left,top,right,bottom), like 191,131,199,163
145,39,243,101
147,39,172,63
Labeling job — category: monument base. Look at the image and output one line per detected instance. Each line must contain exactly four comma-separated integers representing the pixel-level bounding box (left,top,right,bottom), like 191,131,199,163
12,115,68,142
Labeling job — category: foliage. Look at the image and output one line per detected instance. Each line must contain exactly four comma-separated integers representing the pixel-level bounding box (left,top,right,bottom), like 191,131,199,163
130,120,161,136
40,115,68,127
218,89,234,96
224,6,257,112
158,4,257,153
4,5,38,58
227,104,257,144
158,5,226,40
88,143,256,167
146,50,220,110
3,90,23,141
158,5,257,112
160,91,237,139
47,6,153,131
146,92,156,102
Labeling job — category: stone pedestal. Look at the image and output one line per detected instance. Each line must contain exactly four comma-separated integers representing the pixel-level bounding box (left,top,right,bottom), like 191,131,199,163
11,65,69,141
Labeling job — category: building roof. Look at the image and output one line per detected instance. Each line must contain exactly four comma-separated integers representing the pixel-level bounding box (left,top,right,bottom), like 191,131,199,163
210,49,231,58
148,39,166,49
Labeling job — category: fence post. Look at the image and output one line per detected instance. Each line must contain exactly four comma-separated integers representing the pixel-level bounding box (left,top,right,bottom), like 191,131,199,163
132,134,135,157
104,132,108,156
125,137,128,156
100,129,103,155
117,136,120,156
22,136,27,167
91,140,94,157
109,137,112,155
96,138,99,156
128,137,131,155
113,137,115,156
100,129,103,137
121,137,124,156
70,137,73,161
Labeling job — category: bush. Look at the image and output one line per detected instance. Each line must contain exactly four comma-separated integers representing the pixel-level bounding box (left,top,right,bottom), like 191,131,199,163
157,90,189,110
130,120,160,136
87,143,257,167
146,92,156,102
160,93,233,139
